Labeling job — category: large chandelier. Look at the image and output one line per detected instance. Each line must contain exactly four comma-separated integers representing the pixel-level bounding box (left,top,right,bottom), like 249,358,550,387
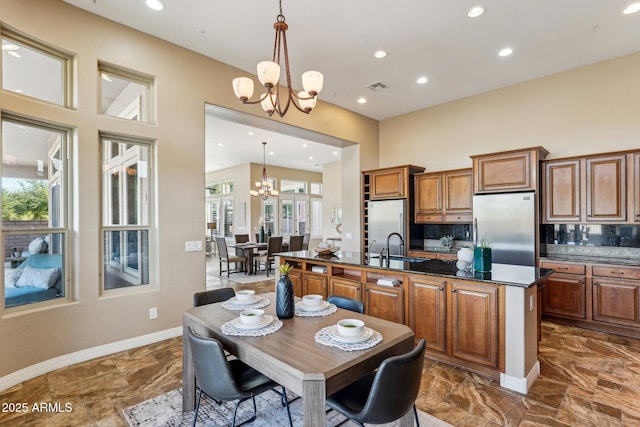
232,0,323,118
250,142,279,200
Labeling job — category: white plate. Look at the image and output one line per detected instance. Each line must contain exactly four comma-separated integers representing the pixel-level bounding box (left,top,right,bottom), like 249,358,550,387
328,325,374,343
296,300,330,312
229,295,262,305
232,315,274,330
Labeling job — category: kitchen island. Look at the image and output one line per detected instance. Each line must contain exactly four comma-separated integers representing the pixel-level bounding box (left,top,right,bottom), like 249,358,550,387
276,250,553,394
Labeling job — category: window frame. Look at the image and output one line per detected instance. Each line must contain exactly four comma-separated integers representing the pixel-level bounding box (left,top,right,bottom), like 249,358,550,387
98,62,155,124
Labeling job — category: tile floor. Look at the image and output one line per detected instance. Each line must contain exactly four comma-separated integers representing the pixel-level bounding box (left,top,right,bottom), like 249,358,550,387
2,272,640,426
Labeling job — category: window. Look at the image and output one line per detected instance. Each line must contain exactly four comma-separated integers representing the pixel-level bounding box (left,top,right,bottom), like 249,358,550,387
262,199,277,236
99,63,154,123
2,116,69,309
223,197,234,237
101,135,151,290
281,179,306,194
310,182,322,196
2,32,72,107
311,199,323,238
206,180,235,238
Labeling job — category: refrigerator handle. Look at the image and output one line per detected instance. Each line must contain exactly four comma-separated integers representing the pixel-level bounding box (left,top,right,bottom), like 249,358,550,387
473,217,478,247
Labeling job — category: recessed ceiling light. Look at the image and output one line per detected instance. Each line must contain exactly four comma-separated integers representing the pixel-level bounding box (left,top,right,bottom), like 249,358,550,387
248,131,254,136
2,43,19,51
332,151,338,155
7,51,21,58
269,151,275,155
302,143,308,148
308,156,313,160
357,97,367,104
14,89,23,93
146,0,164,11
498,47,514,57
623,2,640,14
417,76,428,84
101,73,112,82
374,50,387,59
217,142,224,147
466,5,486,18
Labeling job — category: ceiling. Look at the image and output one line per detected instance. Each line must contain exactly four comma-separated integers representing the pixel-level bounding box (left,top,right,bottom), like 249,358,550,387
60,0,640,171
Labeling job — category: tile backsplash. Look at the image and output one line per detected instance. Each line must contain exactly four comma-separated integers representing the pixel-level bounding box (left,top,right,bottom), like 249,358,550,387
540,224,640,248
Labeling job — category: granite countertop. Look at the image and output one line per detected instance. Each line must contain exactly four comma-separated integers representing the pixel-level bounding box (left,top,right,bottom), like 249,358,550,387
540,253,640,266
277,250,552,288
409,247,459,255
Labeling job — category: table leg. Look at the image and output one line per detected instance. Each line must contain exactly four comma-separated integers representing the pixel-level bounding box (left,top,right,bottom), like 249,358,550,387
302,379,325,427
182,321,196,412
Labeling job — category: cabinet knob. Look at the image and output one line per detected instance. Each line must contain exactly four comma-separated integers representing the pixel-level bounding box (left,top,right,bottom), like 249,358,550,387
439,287,444,291
451,289,457,293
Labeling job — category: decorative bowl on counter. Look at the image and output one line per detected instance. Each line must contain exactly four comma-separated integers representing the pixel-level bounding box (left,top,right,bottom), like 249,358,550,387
313,246,340,256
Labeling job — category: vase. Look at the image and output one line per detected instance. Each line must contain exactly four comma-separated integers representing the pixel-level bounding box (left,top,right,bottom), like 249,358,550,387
276,273,294,319
457,247,474,270
473,247,492,272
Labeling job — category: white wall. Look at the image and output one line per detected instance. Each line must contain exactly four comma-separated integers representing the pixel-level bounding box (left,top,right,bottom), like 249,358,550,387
322,161,342,242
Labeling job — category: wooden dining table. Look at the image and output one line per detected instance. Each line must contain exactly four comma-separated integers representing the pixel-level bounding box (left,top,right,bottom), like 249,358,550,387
182,292,416,426
229,242,289,275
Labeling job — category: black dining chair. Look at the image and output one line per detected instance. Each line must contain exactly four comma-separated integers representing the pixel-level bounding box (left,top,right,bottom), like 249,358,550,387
288,235,304,252
326,339,426,427
234,234,250,243
254,236,282,277
216,237,246,277
187,328,293,427
327,295,365,314
193,288,235,307
302,233,311,250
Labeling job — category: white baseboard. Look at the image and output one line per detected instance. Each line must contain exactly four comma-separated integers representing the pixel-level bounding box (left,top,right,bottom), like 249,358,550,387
499,360,540,394
0,327,182,392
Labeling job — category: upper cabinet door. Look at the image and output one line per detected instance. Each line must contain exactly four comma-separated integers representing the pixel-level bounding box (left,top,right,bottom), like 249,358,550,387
444,169,473,222
586,155,626,222
472,147,548,194
543,159,581,223
370,168,406,199
414,173,442,222
634,153,640,223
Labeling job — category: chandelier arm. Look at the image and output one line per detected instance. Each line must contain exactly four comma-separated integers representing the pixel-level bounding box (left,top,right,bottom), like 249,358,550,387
240,91,272,106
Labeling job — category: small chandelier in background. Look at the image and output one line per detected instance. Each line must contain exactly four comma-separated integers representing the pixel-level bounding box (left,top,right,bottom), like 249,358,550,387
232,0,323,117
251,142,279,200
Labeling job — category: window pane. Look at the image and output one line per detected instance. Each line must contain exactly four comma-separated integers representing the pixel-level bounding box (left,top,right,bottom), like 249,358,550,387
103,229,149,288
281,179,306,194
311,200,322,237
2,37,66,106
223,198,234,237
311,182,322,195
100,72,149,122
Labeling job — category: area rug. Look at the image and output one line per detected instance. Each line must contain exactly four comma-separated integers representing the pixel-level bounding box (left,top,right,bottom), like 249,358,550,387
123,387,452,427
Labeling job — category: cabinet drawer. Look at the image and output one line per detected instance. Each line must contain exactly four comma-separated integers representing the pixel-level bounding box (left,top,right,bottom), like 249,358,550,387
415,213,443,223
592,265,640,280
539,261,586,275
444,213,473,223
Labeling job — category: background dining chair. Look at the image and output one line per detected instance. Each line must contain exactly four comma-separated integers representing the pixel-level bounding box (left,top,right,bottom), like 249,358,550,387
326,339,426,427
187,328,293,427
288,235,304,252
234,234,249,243
327,295,365,314
216,237,246,277
193,288,235,307
302,233,311,250
254,236,282,277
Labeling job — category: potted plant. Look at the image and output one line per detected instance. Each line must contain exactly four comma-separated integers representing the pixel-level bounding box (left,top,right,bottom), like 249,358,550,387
474,235,492,272
276,263,294,319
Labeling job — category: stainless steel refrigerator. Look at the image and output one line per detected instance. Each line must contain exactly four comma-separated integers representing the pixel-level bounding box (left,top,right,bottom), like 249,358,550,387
368,199,406,256
472,191,536,266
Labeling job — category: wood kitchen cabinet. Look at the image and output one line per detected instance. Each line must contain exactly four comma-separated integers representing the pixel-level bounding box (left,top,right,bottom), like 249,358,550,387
592,265,640,327
542,159,580,222
539,260,586,319
368,165,424,200
289,268,304,297
634,152,640,222
472,147,548,194
329,277,362,300
449,280,499,368
303,272,328,298
409,276,446,353
414,168,472,223
364,284,404,324
586,154,626,222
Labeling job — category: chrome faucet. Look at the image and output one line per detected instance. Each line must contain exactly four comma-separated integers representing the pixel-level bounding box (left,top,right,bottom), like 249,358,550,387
386,232,404,266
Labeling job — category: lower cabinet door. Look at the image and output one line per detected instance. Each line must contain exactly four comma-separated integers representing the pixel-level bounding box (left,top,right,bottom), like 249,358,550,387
303,273,328,299
289,270,303,297
329,278,361,300
593,278,639,326
449,281,498,368
541,274,586,319
364,285,404,324
409,276,446,353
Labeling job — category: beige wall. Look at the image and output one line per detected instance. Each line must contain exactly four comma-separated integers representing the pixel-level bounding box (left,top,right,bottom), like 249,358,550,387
0,0,378,381
380,52,640,171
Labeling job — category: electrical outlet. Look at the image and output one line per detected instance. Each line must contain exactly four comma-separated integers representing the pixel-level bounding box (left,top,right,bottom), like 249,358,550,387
149,307,158,319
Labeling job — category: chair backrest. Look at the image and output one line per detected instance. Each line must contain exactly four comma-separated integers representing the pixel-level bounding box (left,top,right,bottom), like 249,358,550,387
187,327,244,401
327,295,364,314
358,339,426,424
302,233,311,250
288,235,304,252
193,288,235,307
235,234,249,243
216,237,229,259
266,236,283,256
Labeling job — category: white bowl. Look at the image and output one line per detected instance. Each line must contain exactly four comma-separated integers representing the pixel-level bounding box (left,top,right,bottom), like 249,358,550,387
240,309,265,324
302,294,324,307
235,289,256,301
337,318,365,337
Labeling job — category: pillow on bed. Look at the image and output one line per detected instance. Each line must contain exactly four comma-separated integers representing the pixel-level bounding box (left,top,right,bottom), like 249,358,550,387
4,269,23,288
15,266,60,289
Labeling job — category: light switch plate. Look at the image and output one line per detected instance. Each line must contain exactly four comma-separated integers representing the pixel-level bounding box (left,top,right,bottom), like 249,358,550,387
185,240,203,252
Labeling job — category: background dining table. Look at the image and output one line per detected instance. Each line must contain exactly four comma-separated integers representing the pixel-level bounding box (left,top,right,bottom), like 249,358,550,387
229,241,289,275
182,292,416,426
